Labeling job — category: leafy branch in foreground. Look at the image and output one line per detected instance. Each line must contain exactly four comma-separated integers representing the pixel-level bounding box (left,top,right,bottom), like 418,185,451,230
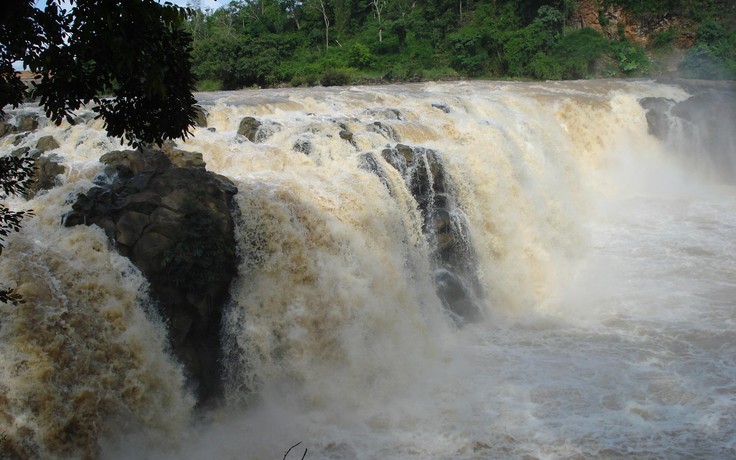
2,0,198,147
0,155,35,304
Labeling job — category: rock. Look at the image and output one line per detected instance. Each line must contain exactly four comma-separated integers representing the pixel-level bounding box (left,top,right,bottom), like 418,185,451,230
12,133,28,146
293,140,312,155
670,90,736,179
339,129,354,142
100,149,168,178
0,113,39,138
193,105,208,127
26,154,66,197
238,117,261,141
364,108,403,120
640,89,736,180
0,120,12,137
378,143,482,324
432,103,451,113
165,149,206,169
237,116,280,143
671,90,735,122
434,270,481,324
65,146,238,405
368,121,399,141
16,113,39,133
155,140,207,169
639,97,675,140
36,135,60,151
10,146,31,158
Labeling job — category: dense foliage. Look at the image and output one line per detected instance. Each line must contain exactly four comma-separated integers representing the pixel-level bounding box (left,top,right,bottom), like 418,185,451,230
187,0,736,89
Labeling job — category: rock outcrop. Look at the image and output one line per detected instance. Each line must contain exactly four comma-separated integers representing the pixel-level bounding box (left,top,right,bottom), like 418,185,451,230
237,116,281,143
64,146,238,404
1,113,40,138
639,82,736,180
9,136,66,198
362,144,482,324
193,105,208,128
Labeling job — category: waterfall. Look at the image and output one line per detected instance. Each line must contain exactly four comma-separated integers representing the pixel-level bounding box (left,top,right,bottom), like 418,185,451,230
1,80,735,459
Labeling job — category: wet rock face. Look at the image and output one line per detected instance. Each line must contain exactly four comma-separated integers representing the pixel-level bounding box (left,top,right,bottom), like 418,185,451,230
367,121,399,141
640,85,736,180
639,97,676,139
9,135,66,198
237,116,281,143
367,143,483,324
193,105,208,127
65,146,238,405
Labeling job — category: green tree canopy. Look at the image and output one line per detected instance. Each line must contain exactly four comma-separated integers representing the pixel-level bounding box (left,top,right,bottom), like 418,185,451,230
1,0,197,146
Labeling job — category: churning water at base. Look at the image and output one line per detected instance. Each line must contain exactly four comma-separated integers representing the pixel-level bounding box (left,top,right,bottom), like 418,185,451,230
1,80,735,459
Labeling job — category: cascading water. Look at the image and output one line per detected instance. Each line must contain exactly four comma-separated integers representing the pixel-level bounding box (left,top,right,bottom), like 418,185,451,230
0,80,735,459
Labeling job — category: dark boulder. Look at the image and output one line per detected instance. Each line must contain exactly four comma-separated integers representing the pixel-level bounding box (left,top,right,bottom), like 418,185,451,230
0,113,39,138
237,116,281,143
293,140,313,155
339,129,354,142
237,117,261,141
641,88,736,180
27,154,65,197
638,97,675,140
65,146,238,405
434,270,481,325
16,113,39,133
36,135,60,152
9,141,66,198
0,120,12,138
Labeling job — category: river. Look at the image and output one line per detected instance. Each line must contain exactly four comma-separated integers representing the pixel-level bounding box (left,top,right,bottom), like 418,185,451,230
1,80,734,459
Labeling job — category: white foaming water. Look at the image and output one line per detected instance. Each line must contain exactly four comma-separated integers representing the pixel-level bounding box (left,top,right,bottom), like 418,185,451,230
1,80,734,459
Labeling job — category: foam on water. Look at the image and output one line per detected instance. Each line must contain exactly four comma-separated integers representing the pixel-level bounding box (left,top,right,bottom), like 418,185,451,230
1,80,734,459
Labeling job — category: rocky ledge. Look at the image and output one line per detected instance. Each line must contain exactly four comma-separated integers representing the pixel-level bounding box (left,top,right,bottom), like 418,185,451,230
64,146,238,405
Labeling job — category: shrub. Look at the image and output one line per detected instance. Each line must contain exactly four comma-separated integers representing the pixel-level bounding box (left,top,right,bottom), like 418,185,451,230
195,79,222,92
348,43,374,69
651,28,676,48
696,18,726,44
447,28,488,76
608,40,650,74
552,28,608,78
679,42,736,79
530,52,563,80
320,69,352,86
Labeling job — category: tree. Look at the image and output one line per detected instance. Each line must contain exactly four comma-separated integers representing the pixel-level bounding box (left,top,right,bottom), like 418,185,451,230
0,0,198,302
309,0,332,49
371,0,386,42
0,155,34,304
1,0,197,146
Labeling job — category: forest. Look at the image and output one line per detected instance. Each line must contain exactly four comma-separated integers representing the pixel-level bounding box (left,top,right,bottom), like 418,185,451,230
186,0,736,90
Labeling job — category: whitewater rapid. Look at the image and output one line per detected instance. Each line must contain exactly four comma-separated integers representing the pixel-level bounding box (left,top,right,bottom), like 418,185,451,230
1,80,734,459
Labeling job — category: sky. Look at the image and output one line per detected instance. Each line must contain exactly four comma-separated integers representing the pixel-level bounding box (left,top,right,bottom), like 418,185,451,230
168,0,223,11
